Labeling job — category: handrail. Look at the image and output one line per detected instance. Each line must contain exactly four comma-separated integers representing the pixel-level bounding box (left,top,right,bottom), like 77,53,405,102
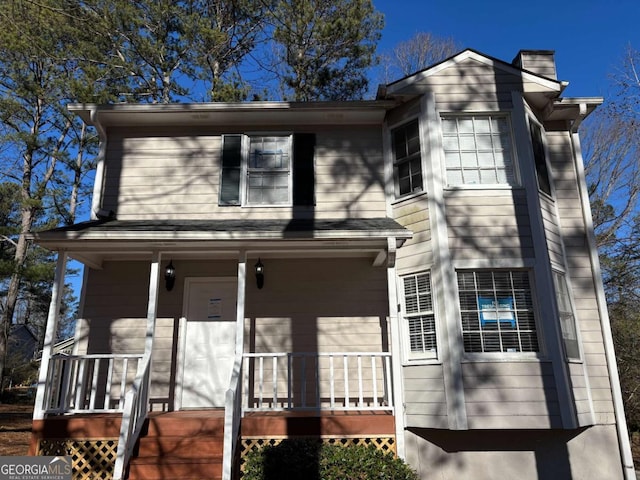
113,353,152,480
44,354,143,414
221,354,243,480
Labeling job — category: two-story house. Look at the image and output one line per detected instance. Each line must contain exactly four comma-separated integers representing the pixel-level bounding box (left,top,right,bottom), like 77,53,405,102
29,49,635,480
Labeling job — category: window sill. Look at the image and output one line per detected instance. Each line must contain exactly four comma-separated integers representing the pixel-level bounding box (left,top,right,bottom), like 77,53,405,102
461,352,548,362
402,357,441,367
391,190,428,206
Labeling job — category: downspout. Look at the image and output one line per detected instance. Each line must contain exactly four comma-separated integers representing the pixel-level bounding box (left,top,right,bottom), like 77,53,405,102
570,104,636,480
89,107,107,221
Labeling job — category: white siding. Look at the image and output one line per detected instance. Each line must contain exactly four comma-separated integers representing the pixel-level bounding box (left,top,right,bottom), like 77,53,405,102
462,361,562,429
547,130,615,421
444,190,534,261
403,364,448,428
393,195,432,274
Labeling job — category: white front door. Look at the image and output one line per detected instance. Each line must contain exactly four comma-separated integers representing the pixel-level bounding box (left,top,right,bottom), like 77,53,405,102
180,278,237,408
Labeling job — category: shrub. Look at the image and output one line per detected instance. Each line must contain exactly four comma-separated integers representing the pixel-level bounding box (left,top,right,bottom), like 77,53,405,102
243,438,419,480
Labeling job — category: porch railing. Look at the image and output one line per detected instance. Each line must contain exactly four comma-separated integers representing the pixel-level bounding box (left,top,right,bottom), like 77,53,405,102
43,354,143,414
222,354,243,480
243,352,393,412
113,353,152,480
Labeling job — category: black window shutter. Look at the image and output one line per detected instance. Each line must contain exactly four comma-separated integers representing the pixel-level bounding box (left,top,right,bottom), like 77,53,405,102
293,133,316,206
220,135,242,205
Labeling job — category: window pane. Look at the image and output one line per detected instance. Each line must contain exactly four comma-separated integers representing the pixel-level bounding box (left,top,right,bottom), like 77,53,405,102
403,273,436,357
442,115,516,186
441,118,459,134
445,152,461,168
443,136,460,151
447,169,463,186
458,118,474,133
247,136,291,205
464,169,480,184
393,120,422,197
458,270,539,353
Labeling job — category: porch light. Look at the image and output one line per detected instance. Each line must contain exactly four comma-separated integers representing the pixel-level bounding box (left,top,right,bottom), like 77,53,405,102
255,258,264,289
164,260,176,291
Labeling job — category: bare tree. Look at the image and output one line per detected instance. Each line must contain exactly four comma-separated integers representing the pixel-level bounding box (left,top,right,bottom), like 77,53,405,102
381,31,460,82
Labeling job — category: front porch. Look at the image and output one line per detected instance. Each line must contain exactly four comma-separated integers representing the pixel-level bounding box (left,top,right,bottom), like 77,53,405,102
30,219,411,479
30,408,397,480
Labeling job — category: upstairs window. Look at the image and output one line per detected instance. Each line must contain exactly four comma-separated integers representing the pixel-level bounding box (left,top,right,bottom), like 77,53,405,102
457,270,539,354
442,115,517,187
247,136,291,205
220,133,315,206
529,119,552,196
552,271,580,360
392,119,423,197
402,272,437,359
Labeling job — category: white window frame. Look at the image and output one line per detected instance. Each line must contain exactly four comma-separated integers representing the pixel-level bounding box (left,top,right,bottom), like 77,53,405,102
441,113,519,188
391,118,424,199
552,269,582,361
242,133,292,206
401,271,438,361
456,269,541,357
218,133,293,207
525,114,555,199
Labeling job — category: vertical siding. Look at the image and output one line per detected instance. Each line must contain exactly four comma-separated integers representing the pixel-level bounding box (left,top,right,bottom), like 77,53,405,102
393,195,432,274
444,190,533,261
103,125,387,220
547,130,615,423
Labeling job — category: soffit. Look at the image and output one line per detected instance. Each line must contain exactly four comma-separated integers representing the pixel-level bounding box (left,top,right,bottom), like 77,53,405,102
68,101,396,128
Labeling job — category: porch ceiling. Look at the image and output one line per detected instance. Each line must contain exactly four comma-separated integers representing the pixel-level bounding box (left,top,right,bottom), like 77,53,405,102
29,218,412,269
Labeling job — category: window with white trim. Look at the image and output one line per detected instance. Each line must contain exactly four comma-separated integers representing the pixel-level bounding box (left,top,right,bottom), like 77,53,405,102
442,115,517,187
402,272,437,358
392,119,423,197
529,118,553,196
552,271,580,360
219,133,315,206
457,270,539,353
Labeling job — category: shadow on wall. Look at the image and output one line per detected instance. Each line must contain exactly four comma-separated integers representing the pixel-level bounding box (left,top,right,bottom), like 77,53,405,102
409,427,585,479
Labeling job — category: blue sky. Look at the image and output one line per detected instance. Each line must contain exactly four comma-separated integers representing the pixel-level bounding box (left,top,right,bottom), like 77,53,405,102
373,0,640,98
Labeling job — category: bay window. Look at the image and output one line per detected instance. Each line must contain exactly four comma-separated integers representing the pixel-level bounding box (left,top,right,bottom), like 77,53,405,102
442,114,517,187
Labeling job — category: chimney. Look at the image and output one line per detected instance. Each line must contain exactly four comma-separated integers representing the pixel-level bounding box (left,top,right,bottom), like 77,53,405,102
512,50,557,80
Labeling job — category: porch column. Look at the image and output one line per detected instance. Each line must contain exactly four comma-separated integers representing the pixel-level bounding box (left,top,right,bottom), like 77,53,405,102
144,251,162,355
33,251,68,420
235,250,247,355
386,237,406,458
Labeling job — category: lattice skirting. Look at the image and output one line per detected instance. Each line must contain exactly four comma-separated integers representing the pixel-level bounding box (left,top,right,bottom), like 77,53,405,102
239,436,396,473
36,438,118,480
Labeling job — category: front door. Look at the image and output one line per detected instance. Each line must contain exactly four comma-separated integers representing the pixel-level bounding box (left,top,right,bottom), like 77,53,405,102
180,277,237,408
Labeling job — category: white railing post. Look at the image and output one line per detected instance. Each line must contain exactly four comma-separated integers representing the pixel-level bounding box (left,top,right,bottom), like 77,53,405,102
34,252,68,420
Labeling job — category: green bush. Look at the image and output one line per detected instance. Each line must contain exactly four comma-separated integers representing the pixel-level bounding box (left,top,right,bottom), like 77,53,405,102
243,438,419,480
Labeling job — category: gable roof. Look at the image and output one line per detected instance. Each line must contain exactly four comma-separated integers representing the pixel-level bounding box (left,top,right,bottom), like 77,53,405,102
379,48,565,99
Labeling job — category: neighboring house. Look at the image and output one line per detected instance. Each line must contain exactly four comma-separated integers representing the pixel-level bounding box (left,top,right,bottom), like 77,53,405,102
7,324,38,364
28,49,634,480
